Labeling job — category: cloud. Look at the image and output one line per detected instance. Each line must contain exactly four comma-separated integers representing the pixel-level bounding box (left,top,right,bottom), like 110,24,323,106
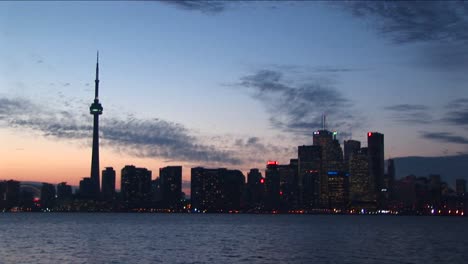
339,1,468,69
342,1,468,44
160,0,228,14
444,98,468,126
237,69,357,135
384,104,432,124
421,131,468,145
384,104,428,111
0,97,242,165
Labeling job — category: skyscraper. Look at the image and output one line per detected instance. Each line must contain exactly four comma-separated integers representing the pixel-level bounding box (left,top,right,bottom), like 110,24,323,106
343,140,361,171
313,130,343,208
159,166,182,209
121,165,152,208
349,148,373,206
246,168,264,209
298,145,322,208
367,132,384,206
89,52,103,197
265,161,280,210
102,167,116,201
191,167,245,212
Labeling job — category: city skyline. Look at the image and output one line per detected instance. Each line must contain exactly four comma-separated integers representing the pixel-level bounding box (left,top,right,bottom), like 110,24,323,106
1,1,468,188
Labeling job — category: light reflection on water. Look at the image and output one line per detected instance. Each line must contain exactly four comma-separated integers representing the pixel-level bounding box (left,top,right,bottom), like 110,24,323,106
0,214,467,264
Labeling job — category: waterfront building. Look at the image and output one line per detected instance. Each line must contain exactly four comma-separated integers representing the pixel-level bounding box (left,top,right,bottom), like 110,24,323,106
102,167,116,201
191,167,245,212
159,166,182,209
40,183,56,209
246,168,264,209
298,145,322,208
121,165,152,207
313,130,344,207
367,132,385,207
343,140,361,172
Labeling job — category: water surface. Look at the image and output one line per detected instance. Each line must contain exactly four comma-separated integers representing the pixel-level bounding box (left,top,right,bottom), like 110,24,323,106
0,214,466,263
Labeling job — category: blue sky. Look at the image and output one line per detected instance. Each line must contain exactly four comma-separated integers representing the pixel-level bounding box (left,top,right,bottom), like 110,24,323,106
1,1,468,185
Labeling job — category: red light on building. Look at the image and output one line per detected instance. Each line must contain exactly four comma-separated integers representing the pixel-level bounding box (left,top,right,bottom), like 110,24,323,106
33,198,40,203
267,161,278,165
260,178,265,184
279,191,283,196
368,132,372,137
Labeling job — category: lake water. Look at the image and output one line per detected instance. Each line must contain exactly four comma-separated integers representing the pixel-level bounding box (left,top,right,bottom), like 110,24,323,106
0,214,466,264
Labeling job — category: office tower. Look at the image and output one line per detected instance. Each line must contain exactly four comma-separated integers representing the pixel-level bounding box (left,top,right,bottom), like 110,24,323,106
313,130,344,208
79,178,93,199
40,183,56,210
429,174,442,208
102,167,116,201
191,167,222,212
456,179,466,196
246,168,264,209
121,165,152,207
344,140,361,171
279,159,299,210
384,159,396,202
349,148,373,204
367,132,384,206
191,167,244,212
265,161,280,210
159,166,182,209
298,145,322,208
56,182,73,202
223,169,245,211
0,180,20,210
328,171,349,210
151,178,162,203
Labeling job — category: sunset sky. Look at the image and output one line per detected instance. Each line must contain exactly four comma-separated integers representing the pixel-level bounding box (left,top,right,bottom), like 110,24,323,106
1,1,468,189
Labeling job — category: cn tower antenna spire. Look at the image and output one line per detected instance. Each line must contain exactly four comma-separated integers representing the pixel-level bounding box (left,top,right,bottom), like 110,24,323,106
95,51,99,100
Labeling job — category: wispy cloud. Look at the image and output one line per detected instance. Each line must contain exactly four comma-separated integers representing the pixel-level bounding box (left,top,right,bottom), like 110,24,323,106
0,97,242,165
342,1,468,44
339,1,468,69
237,68,358,136
160,0,228,14
421,131,468,145
443,98,468,126
384,104,432,124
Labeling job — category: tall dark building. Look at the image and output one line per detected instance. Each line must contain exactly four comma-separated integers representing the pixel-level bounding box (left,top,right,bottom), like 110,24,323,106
90,52,103,197
328,171,349,210
0,180,20,210
159,166,182,209
265,161,281,210
349,148,373,205
313,130,343,208
40,183,56,210
102,167,116,201
79,178,94,199
246,168,264,209
191,167,245,212
278,159,299,210
367,132,384,206
121,165,152,207
298,145,322,208
191,167,222,212
456,179,466,196
56,182,73,201
343,140,361,171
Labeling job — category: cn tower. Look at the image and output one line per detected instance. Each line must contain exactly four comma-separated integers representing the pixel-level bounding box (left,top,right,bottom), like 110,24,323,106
89,52,103,197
